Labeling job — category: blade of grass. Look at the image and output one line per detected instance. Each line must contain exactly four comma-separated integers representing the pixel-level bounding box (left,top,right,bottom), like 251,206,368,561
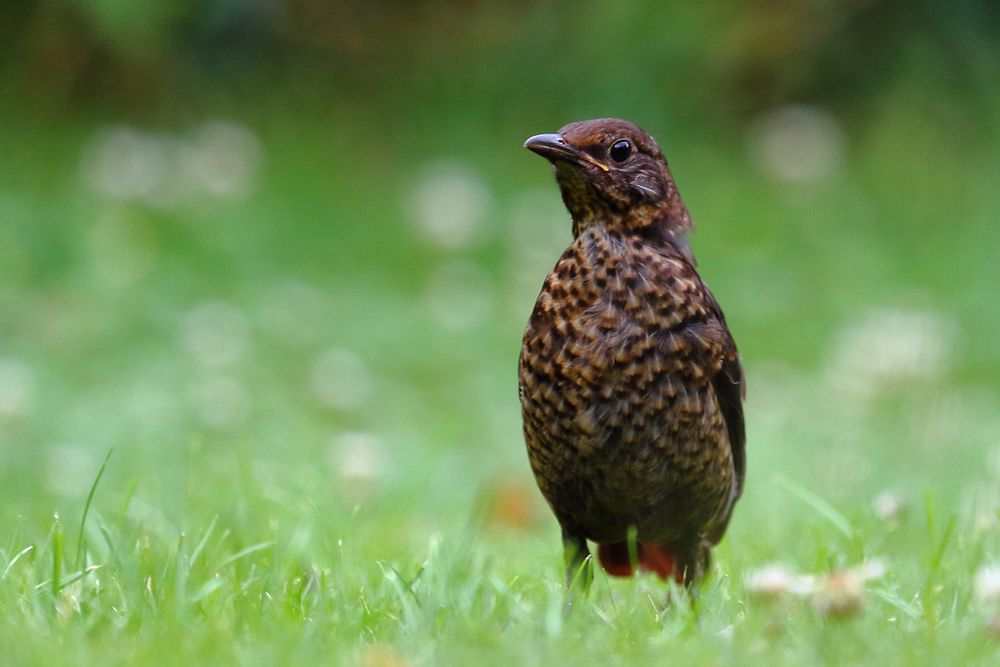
75,447,113,569
927,515,956,577
5,521,21,562
189,515,219,571
870,588,922,620
190,576,224,604
773,473,854,539
2,545,34,580
215,541,276,572
52,513,63,599
35,564,102,592
389,565,422,608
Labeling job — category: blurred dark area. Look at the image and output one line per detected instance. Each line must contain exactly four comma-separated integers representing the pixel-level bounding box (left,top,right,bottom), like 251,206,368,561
4,0,1000,124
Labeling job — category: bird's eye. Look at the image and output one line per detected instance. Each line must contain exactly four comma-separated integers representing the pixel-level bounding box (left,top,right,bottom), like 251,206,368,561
609,139,632,163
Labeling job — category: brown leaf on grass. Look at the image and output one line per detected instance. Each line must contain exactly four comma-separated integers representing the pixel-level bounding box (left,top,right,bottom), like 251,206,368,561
483,478,540,531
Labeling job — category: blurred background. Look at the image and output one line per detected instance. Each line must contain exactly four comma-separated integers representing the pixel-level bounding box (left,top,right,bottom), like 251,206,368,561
2,0,1000,557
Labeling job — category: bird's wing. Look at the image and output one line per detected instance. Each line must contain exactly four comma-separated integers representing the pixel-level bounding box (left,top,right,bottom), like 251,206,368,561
692,281,745,545
653,245,746,504
714,352,745,502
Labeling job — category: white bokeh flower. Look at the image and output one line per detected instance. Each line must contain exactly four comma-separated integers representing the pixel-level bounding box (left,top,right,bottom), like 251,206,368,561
975,565,1000,603
410,160,492,249
329,431,385,484
310,348,372,411
192,375,251,430
825,307,957,401
182,301,250,368
80,126,171,203
0,357,35,419
746,105,844,184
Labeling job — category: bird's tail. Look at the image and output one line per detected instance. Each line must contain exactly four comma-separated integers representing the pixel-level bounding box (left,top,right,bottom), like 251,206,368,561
596,541,680,582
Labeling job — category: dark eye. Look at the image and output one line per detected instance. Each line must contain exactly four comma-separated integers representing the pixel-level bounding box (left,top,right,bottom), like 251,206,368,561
609,139,632,163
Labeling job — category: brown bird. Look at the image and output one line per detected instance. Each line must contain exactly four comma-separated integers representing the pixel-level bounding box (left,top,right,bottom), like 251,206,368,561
518,118,745,589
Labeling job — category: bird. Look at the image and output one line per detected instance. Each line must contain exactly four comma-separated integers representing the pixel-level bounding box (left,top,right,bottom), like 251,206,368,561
518,118,745,590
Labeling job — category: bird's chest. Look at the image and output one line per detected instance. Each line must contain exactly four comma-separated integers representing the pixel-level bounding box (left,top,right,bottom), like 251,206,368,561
519,234,711,458
518,232,734,539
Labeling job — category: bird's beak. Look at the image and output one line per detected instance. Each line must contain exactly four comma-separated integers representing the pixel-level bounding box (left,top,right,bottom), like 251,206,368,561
524,133,609,172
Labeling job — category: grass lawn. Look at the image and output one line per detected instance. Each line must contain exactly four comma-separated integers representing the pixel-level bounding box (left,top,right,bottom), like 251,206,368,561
2,82,1000,665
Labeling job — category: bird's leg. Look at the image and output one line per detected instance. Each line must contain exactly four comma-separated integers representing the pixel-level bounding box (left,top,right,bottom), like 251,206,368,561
679,541,710,588
562,528,592,599
667,541,710,612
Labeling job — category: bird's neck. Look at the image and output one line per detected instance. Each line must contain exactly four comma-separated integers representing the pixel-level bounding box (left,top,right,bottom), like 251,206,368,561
571,197,696,265
571,197,692,241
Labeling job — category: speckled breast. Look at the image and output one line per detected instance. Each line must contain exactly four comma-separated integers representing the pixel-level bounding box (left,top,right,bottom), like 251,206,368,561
519,227,735,543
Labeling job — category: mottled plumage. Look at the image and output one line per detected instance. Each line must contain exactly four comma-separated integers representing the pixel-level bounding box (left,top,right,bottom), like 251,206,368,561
519,118,745,587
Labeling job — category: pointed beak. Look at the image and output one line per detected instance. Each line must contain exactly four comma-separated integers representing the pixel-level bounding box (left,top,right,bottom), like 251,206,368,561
524,133,609,172
524,133,578,161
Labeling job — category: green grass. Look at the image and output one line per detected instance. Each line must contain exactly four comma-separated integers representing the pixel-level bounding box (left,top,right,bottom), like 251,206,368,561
3,65,1000,664
2,467,1000,665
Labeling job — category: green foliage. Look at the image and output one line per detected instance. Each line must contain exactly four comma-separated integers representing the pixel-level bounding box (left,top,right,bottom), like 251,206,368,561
2,3,1000,664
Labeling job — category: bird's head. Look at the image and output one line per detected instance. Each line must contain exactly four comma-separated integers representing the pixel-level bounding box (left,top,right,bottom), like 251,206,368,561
524,118,691,238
